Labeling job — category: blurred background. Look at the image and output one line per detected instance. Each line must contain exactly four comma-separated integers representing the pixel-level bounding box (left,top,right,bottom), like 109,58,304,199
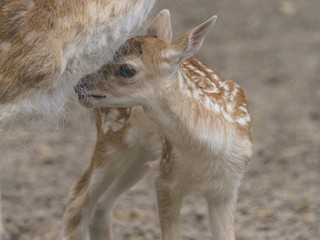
1,0,319,239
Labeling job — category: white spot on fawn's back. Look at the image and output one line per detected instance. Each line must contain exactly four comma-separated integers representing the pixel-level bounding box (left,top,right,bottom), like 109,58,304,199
236,114,251,126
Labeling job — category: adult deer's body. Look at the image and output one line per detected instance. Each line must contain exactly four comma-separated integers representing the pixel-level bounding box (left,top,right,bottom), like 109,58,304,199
0,0,155,237
0,0,154,124
68,10,253,240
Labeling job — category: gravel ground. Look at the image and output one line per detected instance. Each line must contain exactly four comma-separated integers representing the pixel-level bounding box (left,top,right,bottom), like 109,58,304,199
1,0,320,239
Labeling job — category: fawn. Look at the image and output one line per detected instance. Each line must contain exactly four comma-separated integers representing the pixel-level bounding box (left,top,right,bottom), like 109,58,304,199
66,10,253,240
0,0,155,238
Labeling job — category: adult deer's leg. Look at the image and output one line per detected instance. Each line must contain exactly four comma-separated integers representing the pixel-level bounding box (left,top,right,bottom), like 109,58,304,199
88,107,161,240
62,145,138,240
62,108,136,240
89,158,150,240
63,107,160,240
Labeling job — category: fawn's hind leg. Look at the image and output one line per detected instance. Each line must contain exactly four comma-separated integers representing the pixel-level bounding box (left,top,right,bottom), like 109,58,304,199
63,107,160,240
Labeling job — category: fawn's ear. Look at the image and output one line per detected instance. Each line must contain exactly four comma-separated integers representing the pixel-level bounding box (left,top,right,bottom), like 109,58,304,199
148,9,172,42
170,16,217,62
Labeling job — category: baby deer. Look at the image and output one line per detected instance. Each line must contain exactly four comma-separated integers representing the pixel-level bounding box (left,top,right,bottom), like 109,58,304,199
66,10,253,240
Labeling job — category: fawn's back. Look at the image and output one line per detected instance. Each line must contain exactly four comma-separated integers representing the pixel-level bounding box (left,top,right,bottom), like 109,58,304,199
180,57,251,129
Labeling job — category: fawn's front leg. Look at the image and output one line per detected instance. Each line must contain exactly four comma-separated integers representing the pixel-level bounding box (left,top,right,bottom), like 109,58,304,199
204,184,239,240
154,139,184,240
155,182,184,240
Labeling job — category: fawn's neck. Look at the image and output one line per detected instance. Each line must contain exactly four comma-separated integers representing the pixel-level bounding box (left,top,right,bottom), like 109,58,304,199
144,58,228,155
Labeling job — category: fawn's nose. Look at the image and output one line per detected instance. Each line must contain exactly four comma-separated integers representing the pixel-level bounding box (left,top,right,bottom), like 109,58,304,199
74,79,90,94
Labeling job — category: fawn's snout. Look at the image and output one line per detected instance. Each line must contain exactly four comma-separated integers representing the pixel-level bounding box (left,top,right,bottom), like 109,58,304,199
74,76,102,95
74,77,106,108
74,79,89,95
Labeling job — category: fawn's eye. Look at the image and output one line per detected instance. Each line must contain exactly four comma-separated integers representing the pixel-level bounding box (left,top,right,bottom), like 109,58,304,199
117,64,136,78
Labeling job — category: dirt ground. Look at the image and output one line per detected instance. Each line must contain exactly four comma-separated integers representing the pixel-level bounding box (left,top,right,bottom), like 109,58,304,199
1,0,320,239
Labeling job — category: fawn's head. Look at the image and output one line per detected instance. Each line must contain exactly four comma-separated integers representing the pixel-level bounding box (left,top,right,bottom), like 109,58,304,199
75,10,217,108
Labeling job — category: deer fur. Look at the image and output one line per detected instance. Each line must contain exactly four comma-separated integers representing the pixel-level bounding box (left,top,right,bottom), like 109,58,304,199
66,10,253,240
0,0,155,123
0,0,156,238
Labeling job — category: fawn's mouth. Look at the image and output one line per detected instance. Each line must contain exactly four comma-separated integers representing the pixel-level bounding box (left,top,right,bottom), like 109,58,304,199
77,94,106,107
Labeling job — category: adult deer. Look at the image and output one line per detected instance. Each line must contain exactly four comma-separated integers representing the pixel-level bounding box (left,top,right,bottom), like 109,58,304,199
68,10,253,240
0,0,155,238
